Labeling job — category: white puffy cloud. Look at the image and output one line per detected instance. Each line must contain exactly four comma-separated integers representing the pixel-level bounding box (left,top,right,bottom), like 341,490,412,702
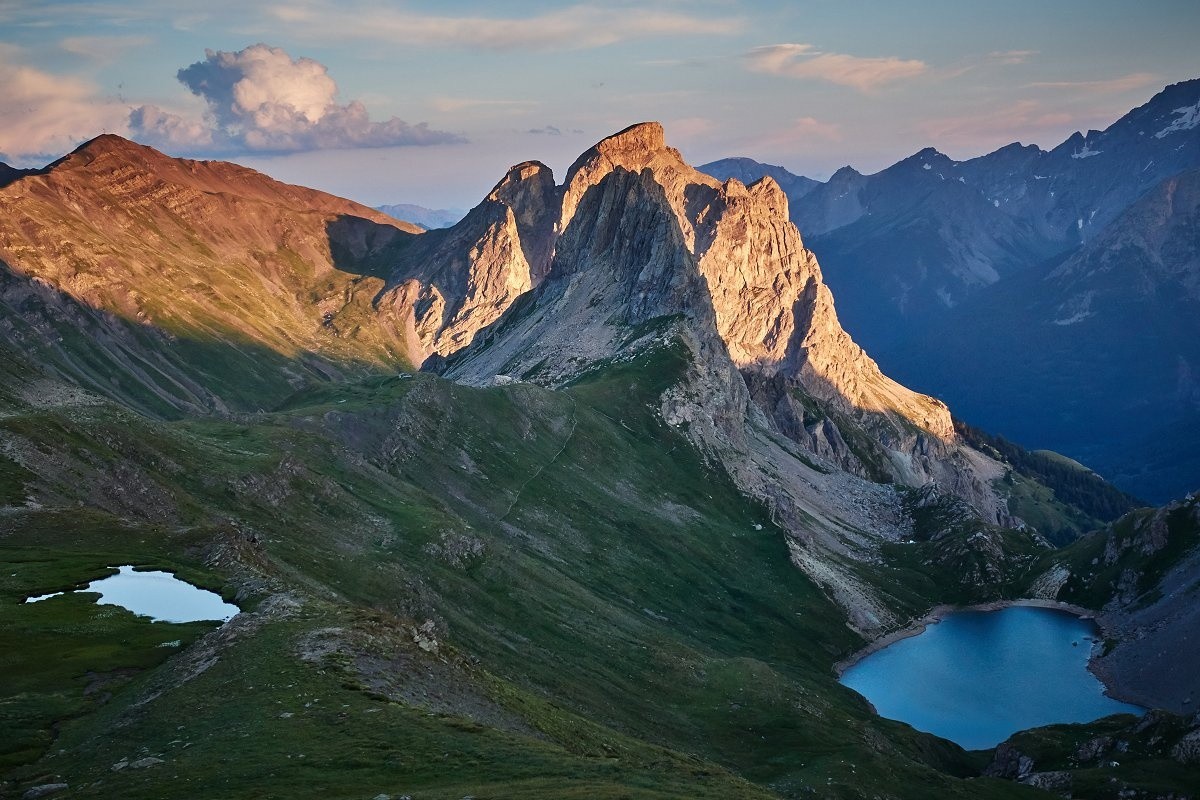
128,104,214,150
746,43,927,92
171,44,462,152
0,43,461,162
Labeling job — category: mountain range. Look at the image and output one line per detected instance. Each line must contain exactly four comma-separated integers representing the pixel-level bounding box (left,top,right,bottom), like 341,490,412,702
375,203,467,230
0,118,1197,800
701,78,1200,503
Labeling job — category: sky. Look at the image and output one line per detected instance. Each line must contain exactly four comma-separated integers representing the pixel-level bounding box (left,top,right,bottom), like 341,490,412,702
2,0,1198,209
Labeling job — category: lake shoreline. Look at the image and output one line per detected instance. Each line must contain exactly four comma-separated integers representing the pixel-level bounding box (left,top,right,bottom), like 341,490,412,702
833,598,1098,677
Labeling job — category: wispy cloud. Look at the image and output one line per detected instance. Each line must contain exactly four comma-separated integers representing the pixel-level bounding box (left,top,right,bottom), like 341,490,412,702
920,99,1074,151
745,43,926,92
0,52,129,162
786,116,842,142
735,115,843,155
1025,72,1160,94
432,97,538,113
268,3,743,50
987,49,1038,65
59,35,153,63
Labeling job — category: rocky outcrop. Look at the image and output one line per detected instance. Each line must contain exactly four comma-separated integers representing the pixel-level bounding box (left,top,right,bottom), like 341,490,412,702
376,121,1033,632
381,160,558,364
1057,496,1200,712
405,122,1014,528
983,742,1034,779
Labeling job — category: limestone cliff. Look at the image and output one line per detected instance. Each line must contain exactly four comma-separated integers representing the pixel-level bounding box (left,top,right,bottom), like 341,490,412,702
404,122,1012,526
381,160,558,365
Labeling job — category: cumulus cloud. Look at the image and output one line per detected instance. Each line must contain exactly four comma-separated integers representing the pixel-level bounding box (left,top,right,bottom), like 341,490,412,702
128,104,213,150
269,3,742,51
167,44,462,152
0,51,129,162
746,43,926,92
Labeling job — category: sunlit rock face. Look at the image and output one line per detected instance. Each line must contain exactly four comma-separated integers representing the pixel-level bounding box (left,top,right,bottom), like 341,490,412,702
398,121,1013,524
379,159,559,365
0,125,1028,637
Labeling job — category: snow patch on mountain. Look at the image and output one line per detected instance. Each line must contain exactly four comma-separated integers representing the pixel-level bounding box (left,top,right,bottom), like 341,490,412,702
1155,100,1200,139
1052,291,1096,326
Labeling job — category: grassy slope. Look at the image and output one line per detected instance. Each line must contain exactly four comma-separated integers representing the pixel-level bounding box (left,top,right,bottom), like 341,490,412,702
0,342,1038,799
1050,498,1200,610
991,713,1199,800
954,420,1144,546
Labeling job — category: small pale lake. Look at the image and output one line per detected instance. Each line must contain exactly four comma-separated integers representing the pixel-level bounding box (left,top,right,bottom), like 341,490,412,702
838,605,1144,750
25,565,239,623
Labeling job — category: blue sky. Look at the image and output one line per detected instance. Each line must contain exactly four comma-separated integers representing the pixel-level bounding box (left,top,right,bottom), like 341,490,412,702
1,0,1197,207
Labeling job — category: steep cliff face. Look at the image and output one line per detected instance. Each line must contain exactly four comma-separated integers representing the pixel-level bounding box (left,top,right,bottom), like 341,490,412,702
381,160,558,364
688,170,955,427
1039,495,1200,712
406,123,1016,533
886,167,1200,504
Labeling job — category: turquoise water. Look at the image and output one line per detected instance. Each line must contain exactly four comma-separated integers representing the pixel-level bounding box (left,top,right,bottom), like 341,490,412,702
26,565,238,623
839,606,1144,750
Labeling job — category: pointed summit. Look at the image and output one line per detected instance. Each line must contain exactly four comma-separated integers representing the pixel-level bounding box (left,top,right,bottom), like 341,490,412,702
74,133,148,155
403,121,1010,522
588,121,665,158
564,121,671,184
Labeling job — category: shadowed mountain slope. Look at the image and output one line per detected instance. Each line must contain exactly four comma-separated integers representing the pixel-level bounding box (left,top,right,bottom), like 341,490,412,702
0,135,423,413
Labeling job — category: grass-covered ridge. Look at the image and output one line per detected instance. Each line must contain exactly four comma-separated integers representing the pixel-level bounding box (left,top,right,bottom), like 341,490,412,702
1,337,1046,799
955,419,1145,542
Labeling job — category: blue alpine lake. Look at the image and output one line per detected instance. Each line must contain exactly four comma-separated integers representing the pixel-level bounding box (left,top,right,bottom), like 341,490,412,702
838,605,1144,750
25,565,239,623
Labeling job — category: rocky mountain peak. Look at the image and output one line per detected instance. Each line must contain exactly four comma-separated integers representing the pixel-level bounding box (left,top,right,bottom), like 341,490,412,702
0,135,425,416
746,175,788,206
0,161,38,189
72,132,153,158
560,121,707,241
699,158,820,203
402,123,1013,520
490,160,554,198
562,121,675,191
829,165,863,181
46,134,178,178
581,121,666,163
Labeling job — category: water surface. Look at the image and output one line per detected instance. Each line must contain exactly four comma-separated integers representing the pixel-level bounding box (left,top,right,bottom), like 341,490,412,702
839,605,1143,749
26,565,238,623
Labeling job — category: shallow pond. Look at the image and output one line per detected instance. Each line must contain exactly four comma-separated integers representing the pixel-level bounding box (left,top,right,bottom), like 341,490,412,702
839,605,1143,750
26,565,238,623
